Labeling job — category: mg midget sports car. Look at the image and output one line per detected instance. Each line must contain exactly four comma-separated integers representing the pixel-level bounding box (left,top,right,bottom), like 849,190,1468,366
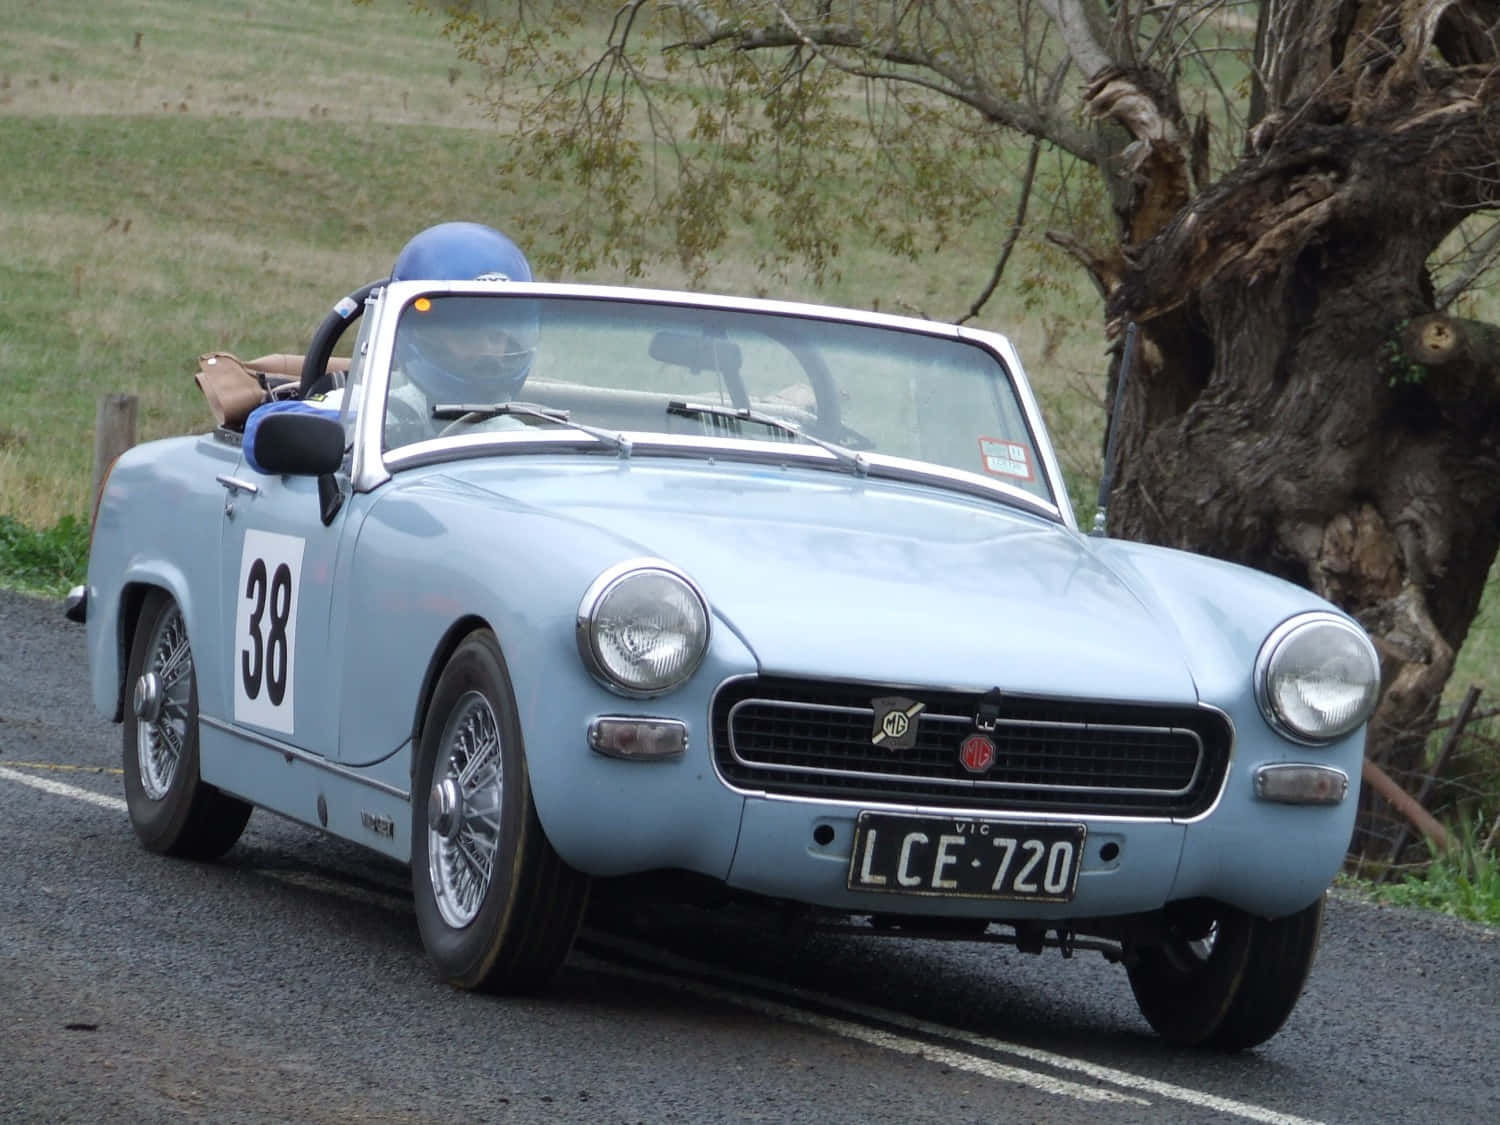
74,223,1380,1050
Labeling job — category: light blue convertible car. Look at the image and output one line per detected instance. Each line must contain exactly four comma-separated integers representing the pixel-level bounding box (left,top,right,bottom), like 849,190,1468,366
74,228,1379,1049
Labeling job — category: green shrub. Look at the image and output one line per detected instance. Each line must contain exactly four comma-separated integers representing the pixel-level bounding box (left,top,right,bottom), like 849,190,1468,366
1361,816,1500,926
0,514,89,597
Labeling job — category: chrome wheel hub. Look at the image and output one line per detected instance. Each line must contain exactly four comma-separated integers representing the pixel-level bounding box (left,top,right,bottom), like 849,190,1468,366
427,691,504,930
133,671,162,723
135,607,192,801
428,777,464,842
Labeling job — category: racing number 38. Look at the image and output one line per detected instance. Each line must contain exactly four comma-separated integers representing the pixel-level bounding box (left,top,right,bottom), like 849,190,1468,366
232,530,305,735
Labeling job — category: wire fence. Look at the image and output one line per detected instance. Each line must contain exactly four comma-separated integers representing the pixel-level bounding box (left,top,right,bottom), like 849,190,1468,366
1350,686,1500,879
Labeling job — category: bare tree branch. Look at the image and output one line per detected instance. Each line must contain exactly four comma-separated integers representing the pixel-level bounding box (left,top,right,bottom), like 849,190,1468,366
958,136,1043,324
1036,0,1115,79
1435,217,1500,308
662,7,1100,159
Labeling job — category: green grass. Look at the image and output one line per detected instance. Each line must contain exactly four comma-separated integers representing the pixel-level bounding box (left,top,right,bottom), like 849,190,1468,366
1344,818,1500,926
0,515,89,597
0,0,1105,527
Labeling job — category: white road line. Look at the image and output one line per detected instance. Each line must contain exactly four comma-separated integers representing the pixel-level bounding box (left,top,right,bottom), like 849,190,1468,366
571,951,1147,1106
582,932,1326,1125
0,767,1321,1123
0,765,126,812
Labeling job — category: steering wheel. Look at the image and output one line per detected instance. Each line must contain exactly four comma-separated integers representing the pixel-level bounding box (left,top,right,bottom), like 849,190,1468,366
438,411,500,438
299,279,388,398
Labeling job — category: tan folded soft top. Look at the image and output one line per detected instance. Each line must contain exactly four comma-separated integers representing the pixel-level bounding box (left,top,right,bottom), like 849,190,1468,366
195,352,351,430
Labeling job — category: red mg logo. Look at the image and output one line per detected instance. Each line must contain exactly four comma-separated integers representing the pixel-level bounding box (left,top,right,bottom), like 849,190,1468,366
959,734,996,774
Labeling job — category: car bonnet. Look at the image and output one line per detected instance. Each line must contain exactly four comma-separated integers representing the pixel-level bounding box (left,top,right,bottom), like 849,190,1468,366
446,459,1200,703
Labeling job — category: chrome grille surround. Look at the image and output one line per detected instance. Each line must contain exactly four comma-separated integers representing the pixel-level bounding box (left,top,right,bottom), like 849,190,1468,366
712,677,1233,818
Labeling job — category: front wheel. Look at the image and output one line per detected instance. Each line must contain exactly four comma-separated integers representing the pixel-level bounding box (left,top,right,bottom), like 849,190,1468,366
412,630,590,993
123,589,252,859
1125,894,1324,1050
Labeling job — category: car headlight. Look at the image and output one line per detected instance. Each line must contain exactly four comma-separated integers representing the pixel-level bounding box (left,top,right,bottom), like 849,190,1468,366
1255,612,1380,743
576,560,710,696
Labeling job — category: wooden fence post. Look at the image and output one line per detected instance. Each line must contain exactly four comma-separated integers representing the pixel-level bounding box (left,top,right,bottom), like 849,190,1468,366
92,394,137,520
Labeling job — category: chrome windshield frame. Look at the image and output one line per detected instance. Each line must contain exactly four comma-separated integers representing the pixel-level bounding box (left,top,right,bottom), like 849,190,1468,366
348,280,1077,531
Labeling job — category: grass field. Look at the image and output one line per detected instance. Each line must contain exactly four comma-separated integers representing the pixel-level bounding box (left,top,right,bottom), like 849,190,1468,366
0,0,1104,523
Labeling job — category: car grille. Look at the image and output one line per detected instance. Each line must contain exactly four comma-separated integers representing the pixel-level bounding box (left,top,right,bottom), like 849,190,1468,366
711,678,1232,818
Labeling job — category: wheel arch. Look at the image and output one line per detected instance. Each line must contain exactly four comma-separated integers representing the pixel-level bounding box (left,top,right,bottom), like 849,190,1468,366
409,613,495,777
110,581,169,723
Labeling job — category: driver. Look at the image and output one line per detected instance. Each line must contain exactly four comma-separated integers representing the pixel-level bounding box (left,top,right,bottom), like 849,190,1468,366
383,221,540,449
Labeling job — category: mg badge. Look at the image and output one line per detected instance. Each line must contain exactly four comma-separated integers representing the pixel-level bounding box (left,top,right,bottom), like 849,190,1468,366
871,696,925,750
959,733,996,774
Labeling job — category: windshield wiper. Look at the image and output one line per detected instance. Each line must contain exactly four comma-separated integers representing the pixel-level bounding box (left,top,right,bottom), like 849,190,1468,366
432,401,632,456
667,400,868,477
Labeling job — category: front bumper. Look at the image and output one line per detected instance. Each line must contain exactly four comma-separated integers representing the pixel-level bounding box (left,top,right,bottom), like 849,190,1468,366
723,776,1354,921
525,659,1360,922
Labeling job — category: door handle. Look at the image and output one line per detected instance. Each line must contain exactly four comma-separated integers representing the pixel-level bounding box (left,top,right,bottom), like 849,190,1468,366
216,474,260,496
216,474,259,518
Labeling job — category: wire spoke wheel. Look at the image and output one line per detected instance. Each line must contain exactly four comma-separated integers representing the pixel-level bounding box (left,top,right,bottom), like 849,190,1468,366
123,590,252,859
134,604,193,800
413,630,590,993
428,691,505,929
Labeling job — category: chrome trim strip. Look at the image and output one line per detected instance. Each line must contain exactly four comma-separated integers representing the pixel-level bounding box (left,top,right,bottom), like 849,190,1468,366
200,715,410,801
382,432,1063,523
725,697,1205,798
351,286,394,494
716,784,1187,827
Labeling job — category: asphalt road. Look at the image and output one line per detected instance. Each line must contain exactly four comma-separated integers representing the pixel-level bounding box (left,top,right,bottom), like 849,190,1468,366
1,587,1496,1124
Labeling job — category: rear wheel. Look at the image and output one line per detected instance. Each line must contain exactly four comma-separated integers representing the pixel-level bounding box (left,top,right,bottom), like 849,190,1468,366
1125,895,1324,1049
123,589,252,858
412,630,590,993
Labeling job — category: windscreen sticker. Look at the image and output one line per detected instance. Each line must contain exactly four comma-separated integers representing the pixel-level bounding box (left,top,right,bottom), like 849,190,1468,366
232,529,305,734
978,437,1035,482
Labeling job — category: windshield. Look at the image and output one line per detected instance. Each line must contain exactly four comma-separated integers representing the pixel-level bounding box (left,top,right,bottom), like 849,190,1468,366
382,294,1054,506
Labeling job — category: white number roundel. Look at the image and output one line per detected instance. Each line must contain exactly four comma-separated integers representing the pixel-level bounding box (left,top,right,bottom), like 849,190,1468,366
232,530,305,733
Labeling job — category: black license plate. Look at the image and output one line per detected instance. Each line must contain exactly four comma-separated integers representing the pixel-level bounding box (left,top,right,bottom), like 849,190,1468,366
847,813,1086,902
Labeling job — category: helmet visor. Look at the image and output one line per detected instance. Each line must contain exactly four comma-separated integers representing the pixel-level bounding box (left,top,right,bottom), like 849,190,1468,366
396,295,539,399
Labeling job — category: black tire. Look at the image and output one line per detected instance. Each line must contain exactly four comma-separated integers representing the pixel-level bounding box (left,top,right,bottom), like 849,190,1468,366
123,589,252,859
1126,894,1324,1050
412,630,590,993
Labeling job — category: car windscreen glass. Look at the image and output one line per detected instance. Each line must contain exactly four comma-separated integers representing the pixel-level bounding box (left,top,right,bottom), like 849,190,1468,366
384,295,1053,505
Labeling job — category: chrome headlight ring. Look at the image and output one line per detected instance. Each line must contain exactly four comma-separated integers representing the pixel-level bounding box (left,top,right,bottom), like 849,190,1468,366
1254,611,1380,745
576,559,711,697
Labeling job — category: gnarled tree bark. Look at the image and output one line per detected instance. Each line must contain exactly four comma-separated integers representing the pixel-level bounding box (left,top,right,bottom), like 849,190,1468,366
1068,1,1500,847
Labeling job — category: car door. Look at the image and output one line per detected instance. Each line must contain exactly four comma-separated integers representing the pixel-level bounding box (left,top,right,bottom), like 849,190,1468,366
217,466,349,757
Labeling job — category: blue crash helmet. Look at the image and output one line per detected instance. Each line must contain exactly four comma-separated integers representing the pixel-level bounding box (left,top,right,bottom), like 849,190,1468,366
390,222,539,404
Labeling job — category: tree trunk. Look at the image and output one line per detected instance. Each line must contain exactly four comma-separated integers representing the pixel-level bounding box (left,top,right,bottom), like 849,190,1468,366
1101,111,1500,853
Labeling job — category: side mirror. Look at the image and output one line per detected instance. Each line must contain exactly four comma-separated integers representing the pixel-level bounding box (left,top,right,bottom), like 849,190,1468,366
245,406,346,477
